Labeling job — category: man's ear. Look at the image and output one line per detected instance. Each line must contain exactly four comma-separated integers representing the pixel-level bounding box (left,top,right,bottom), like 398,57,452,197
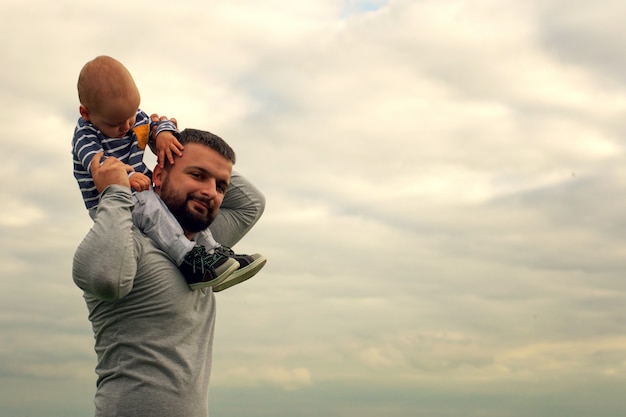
79,105,90,121
152,164,164,189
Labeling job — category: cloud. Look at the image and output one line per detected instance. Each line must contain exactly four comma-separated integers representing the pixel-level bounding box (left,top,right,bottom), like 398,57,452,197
3,0,626,416
219,365,312,390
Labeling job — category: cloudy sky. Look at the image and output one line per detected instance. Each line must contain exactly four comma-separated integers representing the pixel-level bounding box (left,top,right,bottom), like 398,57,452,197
2,0,626,416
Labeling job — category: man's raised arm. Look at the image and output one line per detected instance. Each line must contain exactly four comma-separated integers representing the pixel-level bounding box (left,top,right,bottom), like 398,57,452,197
209,170,266,248
72,154,138,300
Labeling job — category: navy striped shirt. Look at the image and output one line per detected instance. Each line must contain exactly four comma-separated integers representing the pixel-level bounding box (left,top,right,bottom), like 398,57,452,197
72,109,177,209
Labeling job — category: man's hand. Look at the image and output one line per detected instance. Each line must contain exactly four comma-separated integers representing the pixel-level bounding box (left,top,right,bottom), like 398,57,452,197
150,114,183,167
129,172,151,192
91,152,134,193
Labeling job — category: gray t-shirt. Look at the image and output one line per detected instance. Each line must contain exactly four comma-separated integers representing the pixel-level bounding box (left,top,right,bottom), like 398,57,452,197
73,186,216,417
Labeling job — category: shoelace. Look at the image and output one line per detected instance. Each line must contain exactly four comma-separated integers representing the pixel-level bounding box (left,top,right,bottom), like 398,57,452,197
188,247,225,273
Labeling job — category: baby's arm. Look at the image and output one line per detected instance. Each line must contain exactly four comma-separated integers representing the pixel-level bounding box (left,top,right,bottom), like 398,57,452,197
74,127,148,191
148,113,184,167
73,125,105,175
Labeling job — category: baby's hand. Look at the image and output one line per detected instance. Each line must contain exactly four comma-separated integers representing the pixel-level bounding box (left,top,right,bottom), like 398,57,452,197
150,114,183,167
155,131,184,168
151,113,177,129
129,172,151,192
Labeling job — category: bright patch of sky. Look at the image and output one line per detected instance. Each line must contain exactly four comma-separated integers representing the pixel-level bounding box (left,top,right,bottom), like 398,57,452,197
341,0,387,17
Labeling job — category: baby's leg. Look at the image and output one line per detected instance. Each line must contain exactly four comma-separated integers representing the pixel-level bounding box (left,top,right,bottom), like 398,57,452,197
195,229,219,251
132,190,194,265
133,190,238,290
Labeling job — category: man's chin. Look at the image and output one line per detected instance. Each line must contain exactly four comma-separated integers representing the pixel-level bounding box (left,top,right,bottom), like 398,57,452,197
183,209,213,232
169,206,212,234
182,219,212,234
188,204,214,221
189,199,210,214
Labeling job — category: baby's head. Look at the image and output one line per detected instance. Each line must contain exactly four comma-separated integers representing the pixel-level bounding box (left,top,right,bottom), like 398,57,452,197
77,56,140,138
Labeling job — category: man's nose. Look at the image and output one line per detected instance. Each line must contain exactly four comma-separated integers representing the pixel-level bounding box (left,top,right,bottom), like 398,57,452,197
199,179,218,199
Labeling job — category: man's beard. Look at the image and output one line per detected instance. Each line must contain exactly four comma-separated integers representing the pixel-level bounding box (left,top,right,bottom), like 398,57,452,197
159,176,215,234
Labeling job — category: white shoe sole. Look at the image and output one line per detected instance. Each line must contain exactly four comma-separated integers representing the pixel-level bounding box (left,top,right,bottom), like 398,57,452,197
213,256,267,292
188,261,240,290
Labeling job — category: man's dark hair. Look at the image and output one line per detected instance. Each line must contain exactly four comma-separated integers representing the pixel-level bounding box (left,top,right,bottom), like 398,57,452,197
172,128,236,166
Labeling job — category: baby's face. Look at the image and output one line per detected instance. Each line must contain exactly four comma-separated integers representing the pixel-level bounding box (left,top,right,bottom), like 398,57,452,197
89,95,139,139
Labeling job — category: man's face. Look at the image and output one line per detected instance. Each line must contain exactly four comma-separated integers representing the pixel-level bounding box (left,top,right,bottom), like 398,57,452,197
153,143,233,238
